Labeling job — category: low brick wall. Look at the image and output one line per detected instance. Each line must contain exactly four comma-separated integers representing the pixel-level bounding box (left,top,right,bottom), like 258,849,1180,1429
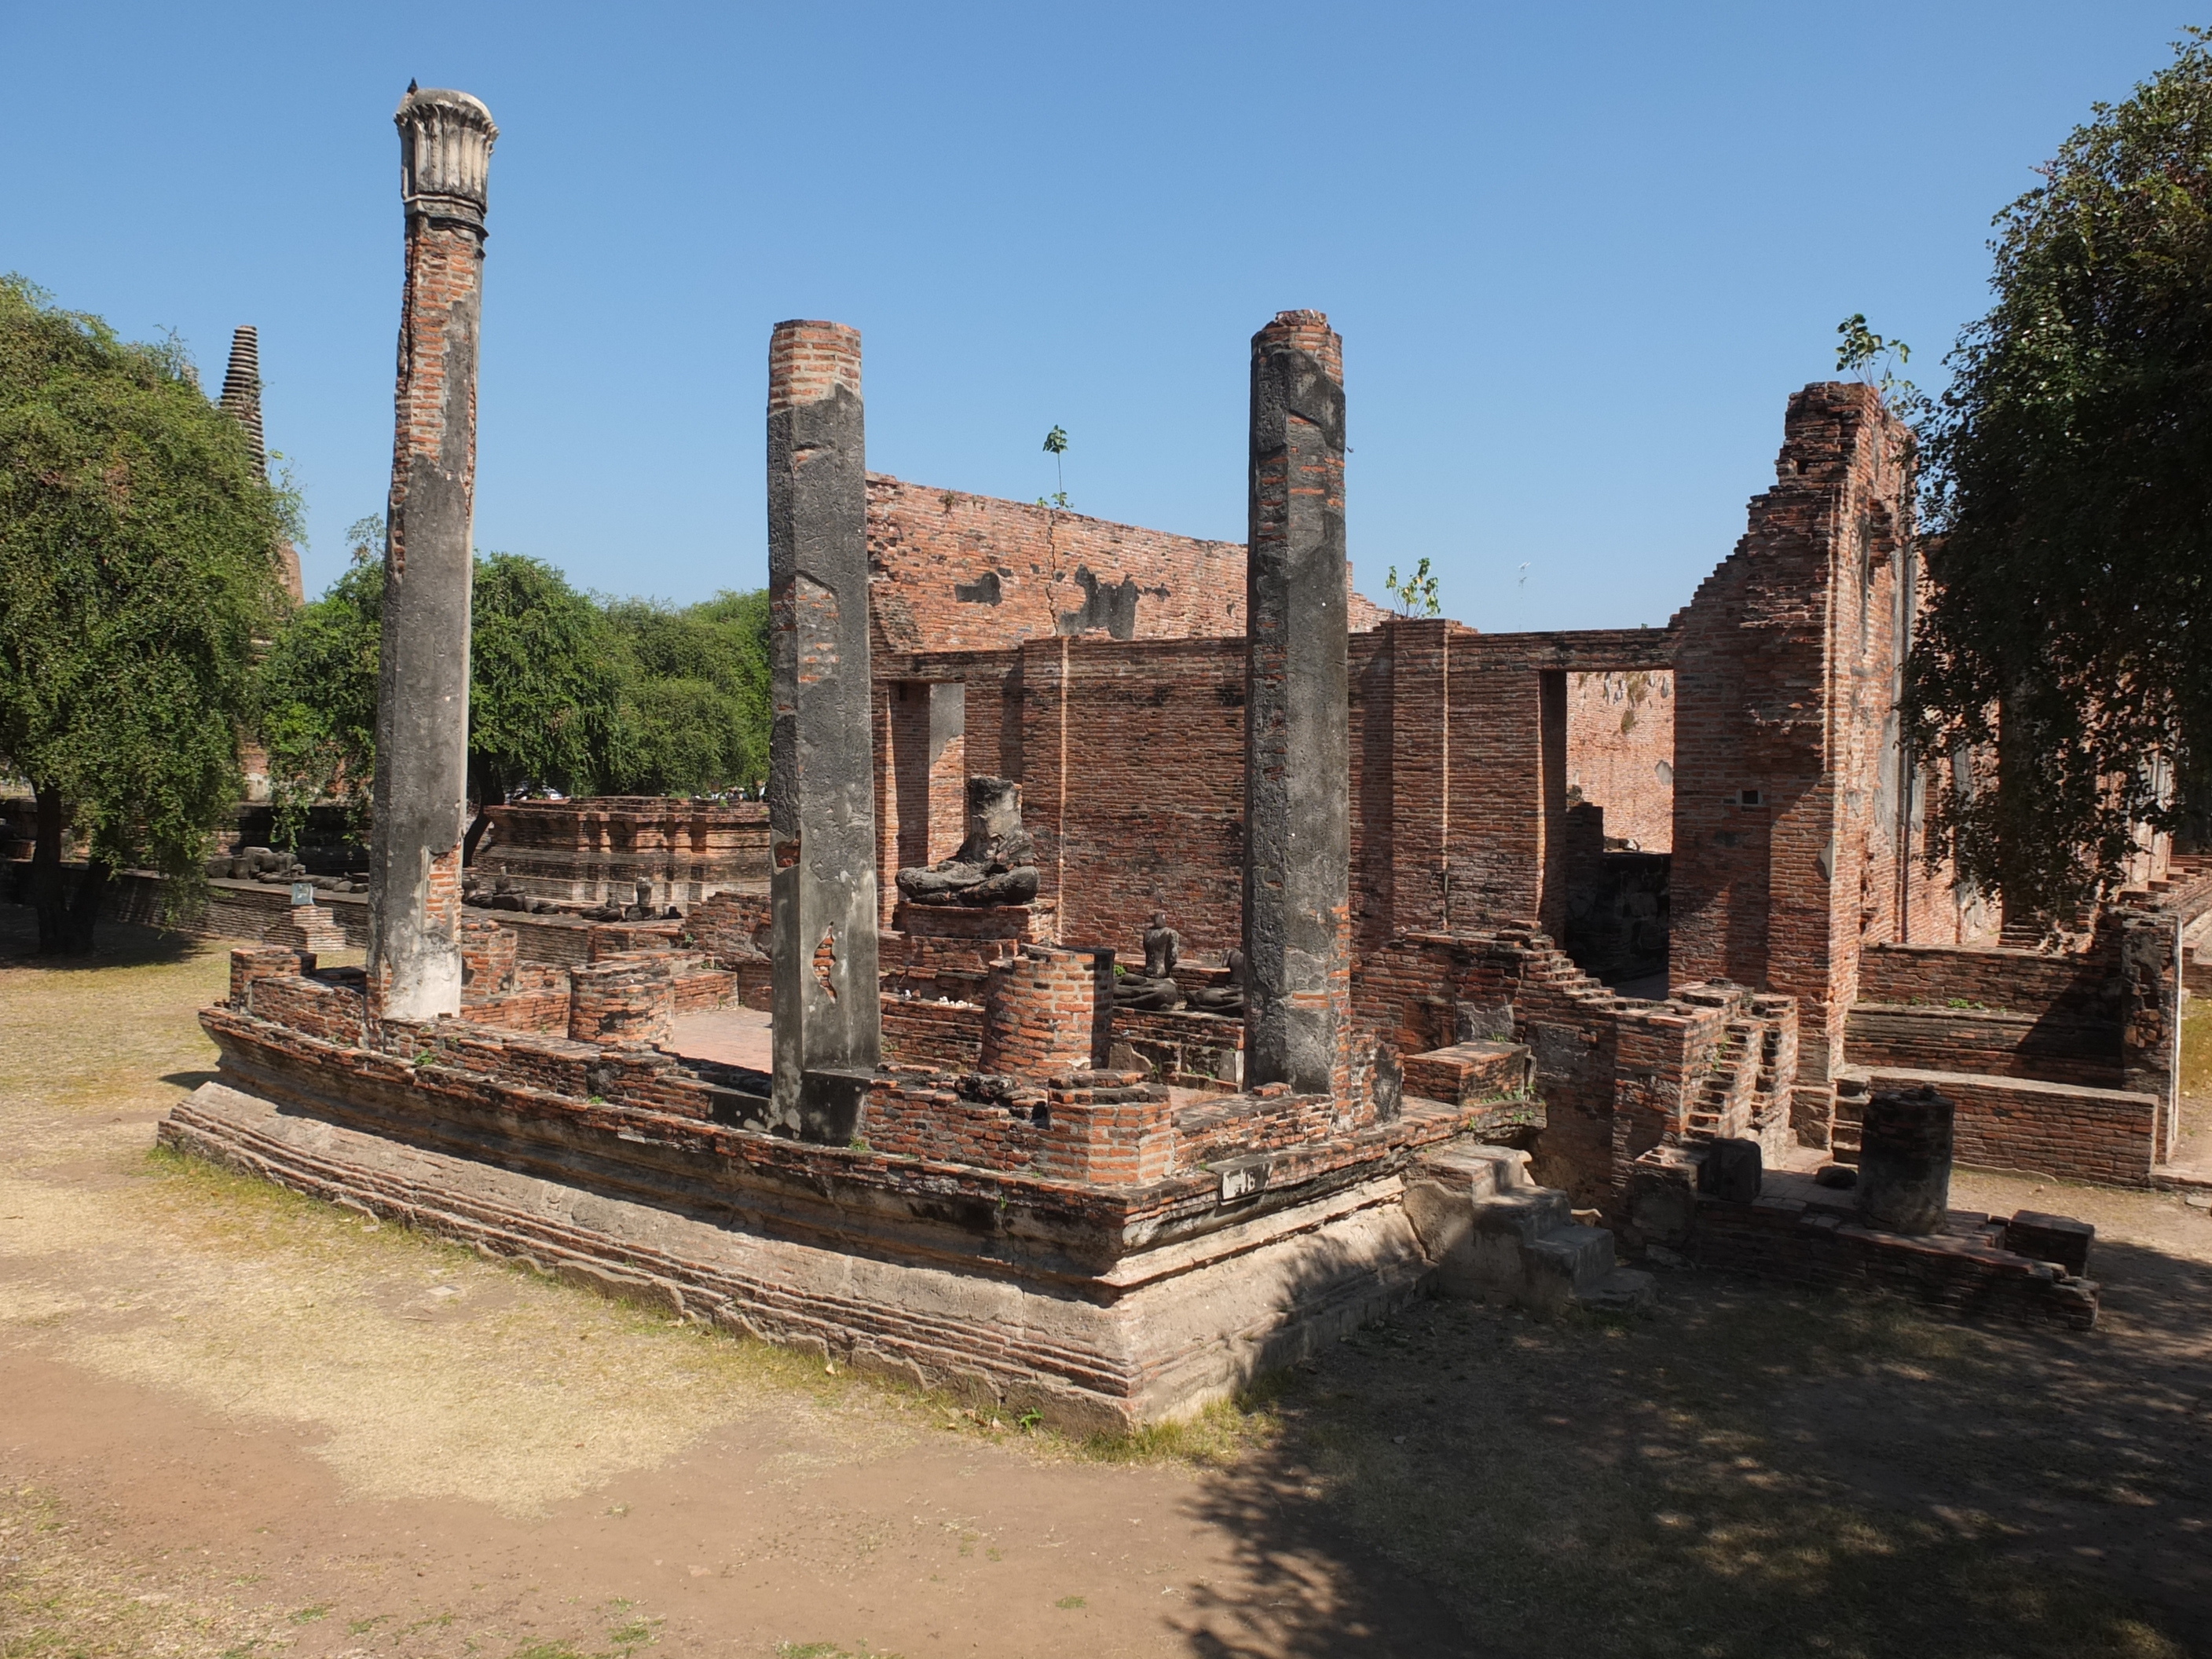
1687,1193,2097,1330
1108,1005,1243,1090
1845,1004,2123,1089
1851,1066,2159,1188
862,1069,1176,1183
882,998,986,1071
1857,940,2116,1020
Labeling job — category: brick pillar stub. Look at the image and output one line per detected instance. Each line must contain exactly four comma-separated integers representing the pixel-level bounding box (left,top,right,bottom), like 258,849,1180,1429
768,320,882,1141
1243,310,1352,1097
367,87,496,1024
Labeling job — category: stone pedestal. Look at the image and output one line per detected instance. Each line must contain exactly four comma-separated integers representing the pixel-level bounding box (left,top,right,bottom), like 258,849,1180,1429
568,955,673,1048
893,903,1041,943
266,903,347,956
1857,1084,1954,1235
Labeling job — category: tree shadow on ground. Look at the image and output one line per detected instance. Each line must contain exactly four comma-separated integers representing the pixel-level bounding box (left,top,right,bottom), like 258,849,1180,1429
1169,1242,2212,1659
0,906,209,970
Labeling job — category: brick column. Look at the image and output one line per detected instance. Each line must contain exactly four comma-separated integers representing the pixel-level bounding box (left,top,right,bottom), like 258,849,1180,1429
767,320,881,1141
1243,310,1352,1098
218,325,302,601
366,86,496,1024
980,945,1110,1076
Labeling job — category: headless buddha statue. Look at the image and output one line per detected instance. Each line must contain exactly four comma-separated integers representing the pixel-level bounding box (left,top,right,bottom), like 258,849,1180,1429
1115,911,1184,1010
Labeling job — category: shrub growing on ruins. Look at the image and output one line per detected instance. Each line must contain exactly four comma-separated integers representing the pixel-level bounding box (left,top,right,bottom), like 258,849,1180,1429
1911,30,2212,922
0,276,292,953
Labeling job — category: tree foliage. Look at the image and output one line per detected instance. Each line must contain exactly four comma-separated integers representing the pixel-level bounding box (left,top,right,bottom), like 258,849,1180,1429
255,553,771,844
255,555,381,848
602,589,771,797
469,552,624,808
0,275,291,951
1910,31,2212,921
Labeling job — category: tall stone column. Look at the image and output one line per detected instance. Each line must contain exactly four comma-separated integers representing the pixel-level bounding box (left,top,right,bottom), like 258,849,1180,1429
767,320,881,1141
1243,310,1352,1098
367,87,496,1024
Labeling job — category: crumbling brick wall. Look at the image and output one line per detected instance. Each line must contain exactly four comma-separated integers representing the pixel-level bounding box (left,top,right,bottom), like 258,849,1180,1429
865,474,1386,654
474,798,769,906
874,621,1675,966
1670,383,1917,1133
1566,669,1674,851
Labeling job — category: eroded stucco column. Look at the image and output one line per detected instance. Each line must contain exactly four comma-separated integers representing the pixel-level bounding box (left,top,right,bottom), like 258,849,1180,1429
1243,310,1352,1097
767,320,881,1140
367,87,496,1024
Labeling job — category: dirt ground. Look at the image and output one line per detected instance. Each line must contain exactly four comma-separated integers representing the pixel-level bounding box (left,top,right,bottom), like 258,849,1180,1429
4,914,2212,1659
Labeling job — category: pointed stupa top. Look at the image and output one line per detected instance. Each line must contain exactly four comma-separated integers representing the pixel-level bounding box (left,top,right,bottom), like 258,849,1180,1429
394,86,497,227
218,325,266,474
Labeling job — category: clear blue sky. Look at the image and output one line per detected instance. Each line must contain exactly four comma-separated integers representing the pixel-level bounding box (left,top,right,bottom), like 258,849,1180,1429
1,2,2192,628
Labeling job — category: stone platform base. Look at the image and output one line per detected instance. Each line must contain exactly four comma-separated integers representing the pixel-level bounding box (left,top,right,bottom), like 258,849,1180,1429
161,1082,1437,1431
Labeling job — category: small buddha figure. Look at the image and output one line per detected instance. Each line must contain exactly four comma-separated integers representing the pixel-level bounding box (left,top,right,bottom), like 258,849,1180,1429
1187,947,1247,1016
896,776,1042,906
1115,911,1183,1010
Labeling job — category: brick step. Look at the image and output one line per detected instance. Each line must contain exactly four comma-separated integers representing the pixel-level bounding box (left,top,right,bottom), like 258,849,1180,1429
1405,1138,1652,1317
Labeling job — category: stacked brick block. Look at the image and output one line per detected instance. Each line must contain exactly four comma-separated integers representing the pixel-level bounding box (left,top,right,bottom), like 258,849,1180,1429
567,954,674,1047
980,945,1109,1075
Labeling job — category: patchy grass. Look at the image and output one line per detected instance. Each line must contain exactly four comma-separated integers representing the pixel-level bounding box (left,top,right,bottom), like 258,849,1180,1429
0,1483,286,1659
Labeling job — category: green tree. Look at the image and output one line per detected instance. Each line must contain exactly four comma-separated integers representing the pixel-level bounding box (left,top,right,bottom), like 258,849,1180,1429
257,549,628,860
255,555,382,849
468,551,623,809
0,276,291,953
1910,31,2212,924
602,588,771,796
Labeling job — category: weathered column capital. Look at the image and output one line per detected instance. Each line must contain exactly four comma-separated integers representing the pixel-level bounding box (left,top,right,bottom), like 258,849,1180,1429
395,87,498,233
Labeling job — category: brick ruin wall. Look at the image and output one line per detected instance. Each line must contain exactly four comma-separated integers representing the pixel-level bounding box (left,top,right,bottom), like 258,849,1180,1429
876,624,1679,968
1565,670,1674,852
864,474,1388,656
472,798,770,906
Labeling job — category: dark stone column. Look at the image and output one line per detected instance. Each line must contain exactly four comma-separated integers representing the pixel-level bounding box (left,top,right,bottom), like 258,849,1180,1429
1857,1084,1954,1234
367,87,496,1024
767,320,881,1141
1243,310,1352,1098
